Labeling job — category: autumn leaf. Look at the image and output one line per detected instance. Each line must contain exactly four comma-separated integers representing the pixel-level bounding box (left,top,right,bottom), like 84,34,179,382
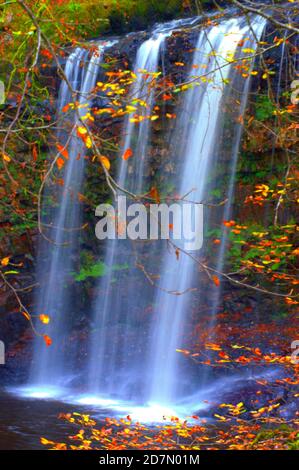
43,335,52,347
56,143,69,159
39,314,50,324
85,136,92,149
242,48,255,54
32,144,38,162
56,157,65,170
212,275,220,287
2,153,11,163
40,437,55,446
176,348,190,355
77,192,87,203
214,414,226,421
223,220,236,227
121,147,133,161
22,311,30,321
1,257,10,266
99,156,111,171
77,126,87,137
205,342,222,351
149,186,160,203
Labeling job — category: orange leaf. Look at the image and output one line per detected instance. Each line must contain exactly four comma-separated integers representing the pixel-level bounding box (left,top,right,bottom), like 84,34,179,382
56,143,69,159
122,148,133,160
223,220,236,227
43,335,52,347
2,153,11,163
206,342,222,351
56,157,65,170
99,156,111,170
149,186,160,203
32,144,38,162
1,257,10,266
77,192,87,203
22,311,30,321
39,314,50,324
212,275,220,287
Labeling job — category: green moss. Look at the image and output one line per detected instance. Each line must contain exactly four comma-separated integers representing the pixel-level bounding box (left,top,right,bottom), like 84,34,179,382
254,95,275,122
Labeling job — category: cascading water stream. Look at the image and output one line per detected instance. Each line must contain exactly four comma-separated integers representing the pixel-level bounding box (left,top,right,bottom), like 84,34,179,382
146,17,266,406
30,44,107,389
87,28,171,398
207,17,266,327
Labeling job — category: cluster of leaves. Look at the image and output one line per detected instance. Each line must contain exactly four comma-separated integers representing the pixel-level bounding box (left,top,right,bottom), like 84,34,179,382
40,412,299,450
40,305,299,449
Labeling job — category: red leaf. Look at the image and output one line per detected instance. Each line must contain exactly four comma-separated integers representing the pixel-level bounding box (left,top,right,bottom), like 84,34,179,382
122,148,133,160
212,275,220,287
56,157,65,170
149,186,160,204
32,144,38,162
43,335,52,347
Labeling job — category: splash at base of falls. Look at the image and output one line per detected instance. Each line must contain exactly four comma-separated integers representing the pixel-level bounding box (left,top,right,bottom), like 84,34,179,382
8,386,191,423
8,368,278,424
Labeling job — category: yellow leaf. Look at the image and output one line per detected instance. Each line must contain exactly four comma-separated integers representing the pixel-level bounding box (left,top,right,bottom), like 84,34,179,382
214,414,226,421
85,136,92,149
40,437,55,446
77,126,87,136
39,314,50,324
2,153,11,163
99,156,110,171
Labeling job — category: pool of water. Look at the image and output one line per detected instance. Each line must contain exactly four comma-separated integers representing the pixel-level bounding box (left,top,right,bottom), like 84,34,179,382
0,388,192,450
0,389,112,450
0,368,279,449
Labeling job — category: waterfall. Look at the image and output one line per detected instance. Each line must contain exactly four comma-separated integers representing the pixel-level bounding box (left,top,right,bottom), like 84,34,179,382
146,17,266,406
30,44,107,389
23,14,268,415
87,28,171,399
207,17,267,331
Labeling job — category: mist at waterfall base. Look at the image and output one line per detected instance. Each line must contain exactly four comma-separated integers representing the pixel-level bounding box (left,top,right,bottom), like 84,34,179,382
12,16,267,422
